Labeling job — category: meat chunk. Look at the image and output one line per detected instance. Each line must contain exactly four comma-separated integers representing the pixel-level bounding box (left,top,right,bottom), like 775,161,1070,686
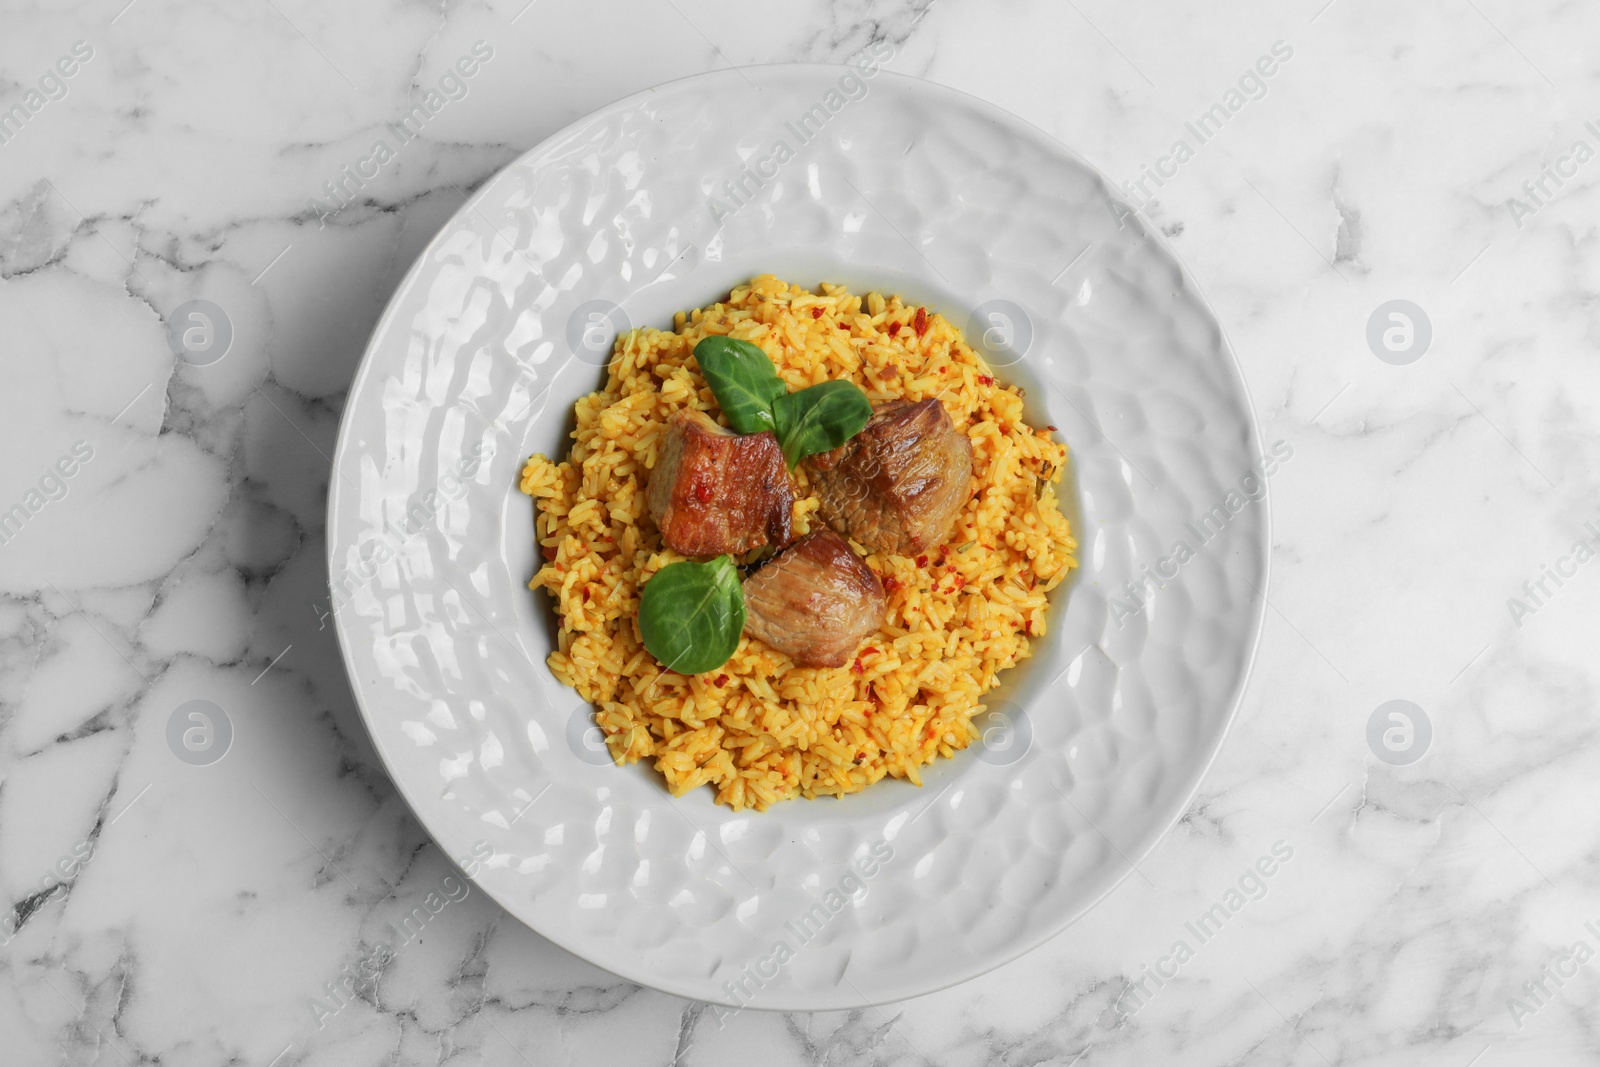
805,398,973,556
742,528,886,668
648,409,795,557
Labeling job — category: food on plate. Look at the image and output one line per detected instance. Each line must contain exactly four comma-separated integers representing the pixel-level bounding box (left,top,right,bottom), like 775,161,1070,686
646,409,795,557
519,275,1077,810
807,397,975,555
741,528,887,669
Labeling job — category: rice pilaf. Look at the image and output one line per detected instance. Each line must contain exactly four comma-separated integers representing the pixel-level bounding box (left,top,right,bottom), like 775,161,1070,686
519,275,1076,811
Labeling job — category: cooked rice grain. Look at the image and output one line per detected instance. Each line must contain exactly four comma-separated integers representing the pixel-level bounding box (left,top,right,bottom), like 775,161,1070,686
520,275,1076,811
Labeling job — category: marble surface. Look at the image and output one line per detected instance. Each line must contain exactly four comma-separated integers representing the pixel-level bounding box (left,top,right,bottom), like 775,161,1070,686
0,0,1594,1064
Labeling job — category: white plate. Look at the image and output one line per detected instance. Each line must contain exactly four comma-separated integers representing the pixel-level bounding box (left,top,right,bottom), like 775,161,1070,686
328,64,1268,1010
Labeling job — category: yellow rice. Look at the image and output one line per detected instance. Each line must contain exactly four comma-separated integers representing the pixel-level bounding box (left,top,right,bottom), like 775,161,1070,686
519,275,1077,811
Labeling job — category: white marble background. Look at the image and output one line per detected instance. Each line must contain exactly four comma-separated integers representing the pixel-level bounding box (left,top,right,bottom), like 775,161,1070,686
0,0,1595,1063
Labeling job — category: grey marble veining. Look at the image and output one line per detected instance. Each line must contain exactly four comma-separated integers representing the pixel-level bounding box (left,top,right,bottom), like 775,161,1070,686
0,0,1595,1064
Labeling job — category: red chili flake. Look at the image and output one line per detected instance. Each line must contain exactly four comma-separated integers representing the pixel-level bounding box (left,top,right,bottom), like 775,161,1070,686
883,576,901,593
811,306,824,319
713,674,729,687
913,307,928,337
1046,425,1058,432
861,647,879,657
915,554,929,568
692,480,713,504
1024,620,1034,636
837,323,849,331
851,658,865,675
952,575,966,590
886,322,901,336
977,374,995,386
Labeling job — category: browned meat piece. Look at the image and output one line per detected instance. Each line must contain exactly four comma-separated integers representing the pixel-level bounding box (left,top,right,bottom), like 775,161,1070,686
805,398,973,556
742,528,886,668
647,409,795,557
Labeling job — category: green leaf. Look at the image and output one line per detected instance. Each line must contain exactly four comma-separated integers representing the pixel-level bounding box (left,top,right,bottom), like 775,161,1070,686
771,380,873,469
693,337,787,435
638,555,746,675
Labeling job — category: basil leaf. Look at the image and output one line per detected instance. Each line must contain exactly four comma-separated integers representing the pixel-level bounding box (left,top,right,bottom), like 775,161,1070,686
693,337,787,435
691,336,872,470
639,555,746,675
771,380,873,469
